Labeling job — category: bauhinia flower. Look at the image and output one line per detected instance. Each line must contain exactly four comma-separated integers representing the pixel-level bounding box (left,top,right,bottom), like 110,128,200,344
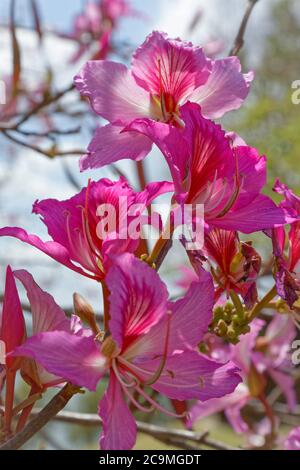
0,177,172,281
128,102,293,233
272,180,300,310
188,315,297,435
13,254,241,450
1,267,71,433
186,228,261,308
74,30,253,170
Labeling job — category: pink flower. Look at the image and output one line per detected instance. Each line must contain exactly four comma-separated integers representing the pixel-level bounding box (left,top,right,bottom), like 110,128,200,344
128,102,291,233
189,315,297,433
13,254,241,450
272,180,300,309
74,30,253,170
284,427,300,450
0,177,172,281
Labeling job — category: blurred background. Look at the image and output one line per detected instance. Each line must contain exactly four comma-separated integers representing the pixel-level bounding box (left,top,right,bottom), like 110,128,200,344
0,0,299,449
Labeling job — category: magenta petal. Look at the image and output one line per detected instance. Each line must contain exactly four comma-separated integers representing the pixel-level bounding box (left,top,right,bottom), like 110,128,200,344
188,57,253,118
168,270,214,350
99,371,137,450
0,227,88,277
13,269,70,334
1,266,25,363
144,351,241,401
80,123,153,171
269,369,296,412
188,384,249,428
210,194,291,233
106,253,168,350
74,60,151,122
12,331,106,391
125,118,189,199
284,427,300,450
131,31,211,103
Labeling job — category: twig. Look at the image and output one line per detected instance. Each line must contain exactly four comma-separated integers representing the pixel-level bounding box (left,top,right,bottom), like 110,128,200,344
14,408,240,450
0,383,81,450
229,0,259,56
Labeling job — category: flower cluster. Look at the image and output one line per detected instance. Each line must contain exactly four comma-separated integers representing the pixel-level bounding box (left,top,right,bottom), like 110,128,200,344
1,30,299,450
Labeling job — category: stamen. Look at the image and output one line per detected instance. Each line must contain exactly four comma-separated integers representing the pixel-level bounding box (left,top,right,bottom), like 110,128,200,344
121,381,155,413
216,150,243,218
112,359,139,388
135,384,187,419
144,312,171,386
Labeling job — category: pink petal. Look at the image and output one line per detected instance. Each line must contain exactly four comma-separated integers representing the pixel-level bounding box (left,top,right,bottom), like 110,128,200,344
210,194,292,233
284,427,300,450
13,269,70,334
80,122,153,171
188,383,249,428
1,266,25,365
12,331,106,391
74,60,151,122
269,369,296,412
99,371,137,450
124,270,214,360
106,253,168,350
0,227,88,278
124,118,189,200
187,57,253,118
139,351,241,401
168,270,214,350
132,31,211,103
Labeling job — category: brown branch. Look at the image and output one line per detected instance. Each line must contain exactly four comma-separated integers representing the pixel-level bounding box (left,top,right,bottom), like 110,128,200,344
229,0,259,56
0,383,80,450
2,129,84,159
12,408,239,450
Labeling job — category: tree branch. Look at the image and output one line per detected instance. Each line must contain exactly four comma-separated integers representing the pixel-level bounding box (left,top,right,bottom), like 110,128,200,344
0,383,80,450
229,0,259,56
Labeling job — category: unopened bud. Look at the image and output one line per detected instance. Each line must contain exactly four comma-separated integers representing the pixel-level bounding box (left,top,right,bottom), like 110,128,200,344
73,293,99,334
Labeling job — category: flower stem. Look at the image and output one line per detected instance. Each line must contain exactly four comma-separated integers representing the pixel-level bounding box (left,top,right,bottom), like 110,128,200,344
248,285,277,322
230,290,244,317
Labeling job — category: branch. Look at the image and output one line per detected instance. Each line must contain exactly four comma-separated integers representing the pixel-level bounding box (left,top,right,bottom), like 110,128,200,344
0,383,81,450
229,0,259,56
12,408,240,450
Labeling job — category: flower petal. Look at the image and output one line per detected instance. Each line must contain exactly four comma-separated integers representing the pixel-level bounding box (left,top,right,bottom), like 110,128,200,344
13,269,70,334
106,253,168,350
132,31,211,103
99,371,137,450
74,60,151,122
80,123,153,171
0,227,88,278
137,351,241,401
1,266,25,365
210,194,292,233
12,331,105,391
187,57,253,118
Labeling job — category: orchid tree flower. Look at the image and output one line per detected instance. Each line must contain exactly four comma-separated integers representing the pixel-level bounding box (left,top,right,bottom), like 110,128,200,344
185,228,261,308
13,254,241,450
74,30,253,170
0,177,172,282
189,315,297,439
272,180,300,312
284,427,300,450
128,102,293,233
1,267,76,435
